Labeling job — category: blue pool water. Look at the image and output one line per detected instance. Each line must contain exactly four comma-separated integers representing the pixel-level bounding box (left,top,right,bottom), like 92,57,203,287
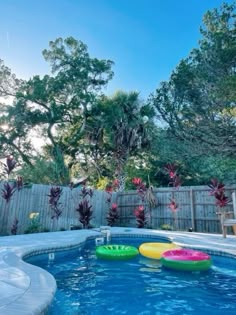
26,236,236,315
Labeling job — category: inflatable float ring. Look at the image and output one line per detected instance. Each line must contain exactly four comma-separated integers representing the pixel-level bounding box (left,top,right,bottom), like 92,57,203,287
96,244,139,260
161,248,212,271
139,242,180,259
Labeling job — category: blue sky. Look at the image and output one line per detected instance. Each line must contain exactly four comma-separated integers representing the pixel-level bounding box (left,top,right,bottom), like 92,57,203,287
0,0,231,98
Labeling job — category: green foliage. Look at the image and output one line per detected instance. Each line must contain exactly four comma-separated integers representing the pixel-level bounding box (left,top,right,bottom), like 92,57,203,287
16,158,65,184
0,3,235,188
160,224,172,231
0,37,114,184
24,213,41,234
106,202,119,227
75,186,94,228
96,91,156,189
63,90,157,188
150,2,236,158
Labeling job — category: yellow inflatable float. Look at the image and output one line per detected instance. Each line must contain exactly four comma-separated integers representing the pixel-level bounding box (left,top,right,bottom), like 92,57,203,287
139,242,180,259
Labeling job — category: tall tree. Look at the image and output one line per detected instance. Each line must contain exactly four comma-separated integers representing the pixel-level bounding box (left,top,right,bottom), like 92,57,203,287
0,37,114,184
82,91,156,190
150,2,236,157
0,60,31,163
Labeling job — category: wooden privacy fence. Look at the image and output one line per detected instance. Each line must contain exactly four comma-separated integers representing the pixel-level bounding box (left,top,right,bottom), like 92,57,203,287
0,183,235,235
0,183,112,235
118,186,236,234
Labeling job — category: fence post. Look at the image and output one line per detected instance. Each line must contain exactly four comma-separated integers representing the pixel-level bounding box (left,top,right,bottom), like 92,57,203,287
190,188,196,231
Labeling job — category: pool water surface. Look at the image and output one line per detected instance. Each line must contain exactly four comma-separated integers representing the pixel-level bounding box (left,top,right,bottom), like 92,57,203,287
26,237,236,315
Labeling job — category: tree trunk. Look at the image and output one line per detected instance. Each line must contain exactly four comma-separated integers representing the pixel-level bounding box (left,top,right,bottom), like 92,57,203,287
47,124,70,185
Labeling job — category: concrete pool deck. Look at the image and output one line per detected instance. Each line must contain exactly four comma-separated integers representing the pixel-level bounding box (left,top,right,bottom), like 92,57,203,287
0,228,235,315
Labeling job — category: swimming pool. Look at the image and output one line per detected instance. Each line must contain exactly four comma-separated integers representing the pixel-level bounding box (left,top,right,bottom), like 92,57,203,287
26,235,236,315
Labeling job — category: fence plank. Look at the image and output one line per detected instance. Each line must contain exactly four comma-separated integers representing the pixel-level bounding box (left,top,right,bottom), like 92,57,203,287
190,189,195,231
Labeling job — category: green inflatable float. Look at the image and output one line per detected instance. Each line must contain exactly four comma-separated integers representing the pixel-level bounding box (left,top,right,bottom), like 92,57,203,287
96,244,139,260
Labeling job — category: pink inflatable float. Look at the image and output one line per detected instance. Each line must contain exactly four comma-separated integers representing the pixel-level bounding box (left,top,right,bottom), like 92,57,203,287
160,248,212,271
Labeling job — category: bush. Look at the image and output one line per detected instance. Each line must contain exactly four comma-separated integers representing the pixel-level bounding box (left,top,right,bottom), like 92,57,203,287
160,224,172,231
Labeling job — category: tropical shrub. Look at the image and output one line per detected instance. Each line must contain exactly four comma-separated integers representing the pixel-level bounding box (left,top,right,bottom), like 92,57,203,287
208,179,231,211
0,156,18,235
164,163,182,188
75,185,93,228
11,218,19,235
24,212,41,234
0,155,17,178
134,205,147,228
168,198,179,230
107,203,119,226
1,182,16,202
48,186,63,220
160,224,172,231
132,177,157,228
105,180,119,226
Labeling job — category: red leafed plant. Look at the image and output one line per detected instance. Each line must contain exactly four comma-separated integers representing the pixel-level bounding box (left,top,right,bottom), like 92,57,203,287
132,177,143,186
11,218,19,235
107,203,119,226
134,205,147,228
1,182,16,202
76,185,94,229
168,198,179,230
48,186,63,220
0,155,16,178
163,163,182,230
132,177,147,202
80,186,93,199
208,179,225,196
164,163,177,179
208,179,231,210
168,198,178,212
76,199,93,228
1,155,18,202
5,155,17,176
0,182,17,235
132,177,157,228
105,180,119,226
0,156,18,235
164,163,182,188
16,176,24,190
